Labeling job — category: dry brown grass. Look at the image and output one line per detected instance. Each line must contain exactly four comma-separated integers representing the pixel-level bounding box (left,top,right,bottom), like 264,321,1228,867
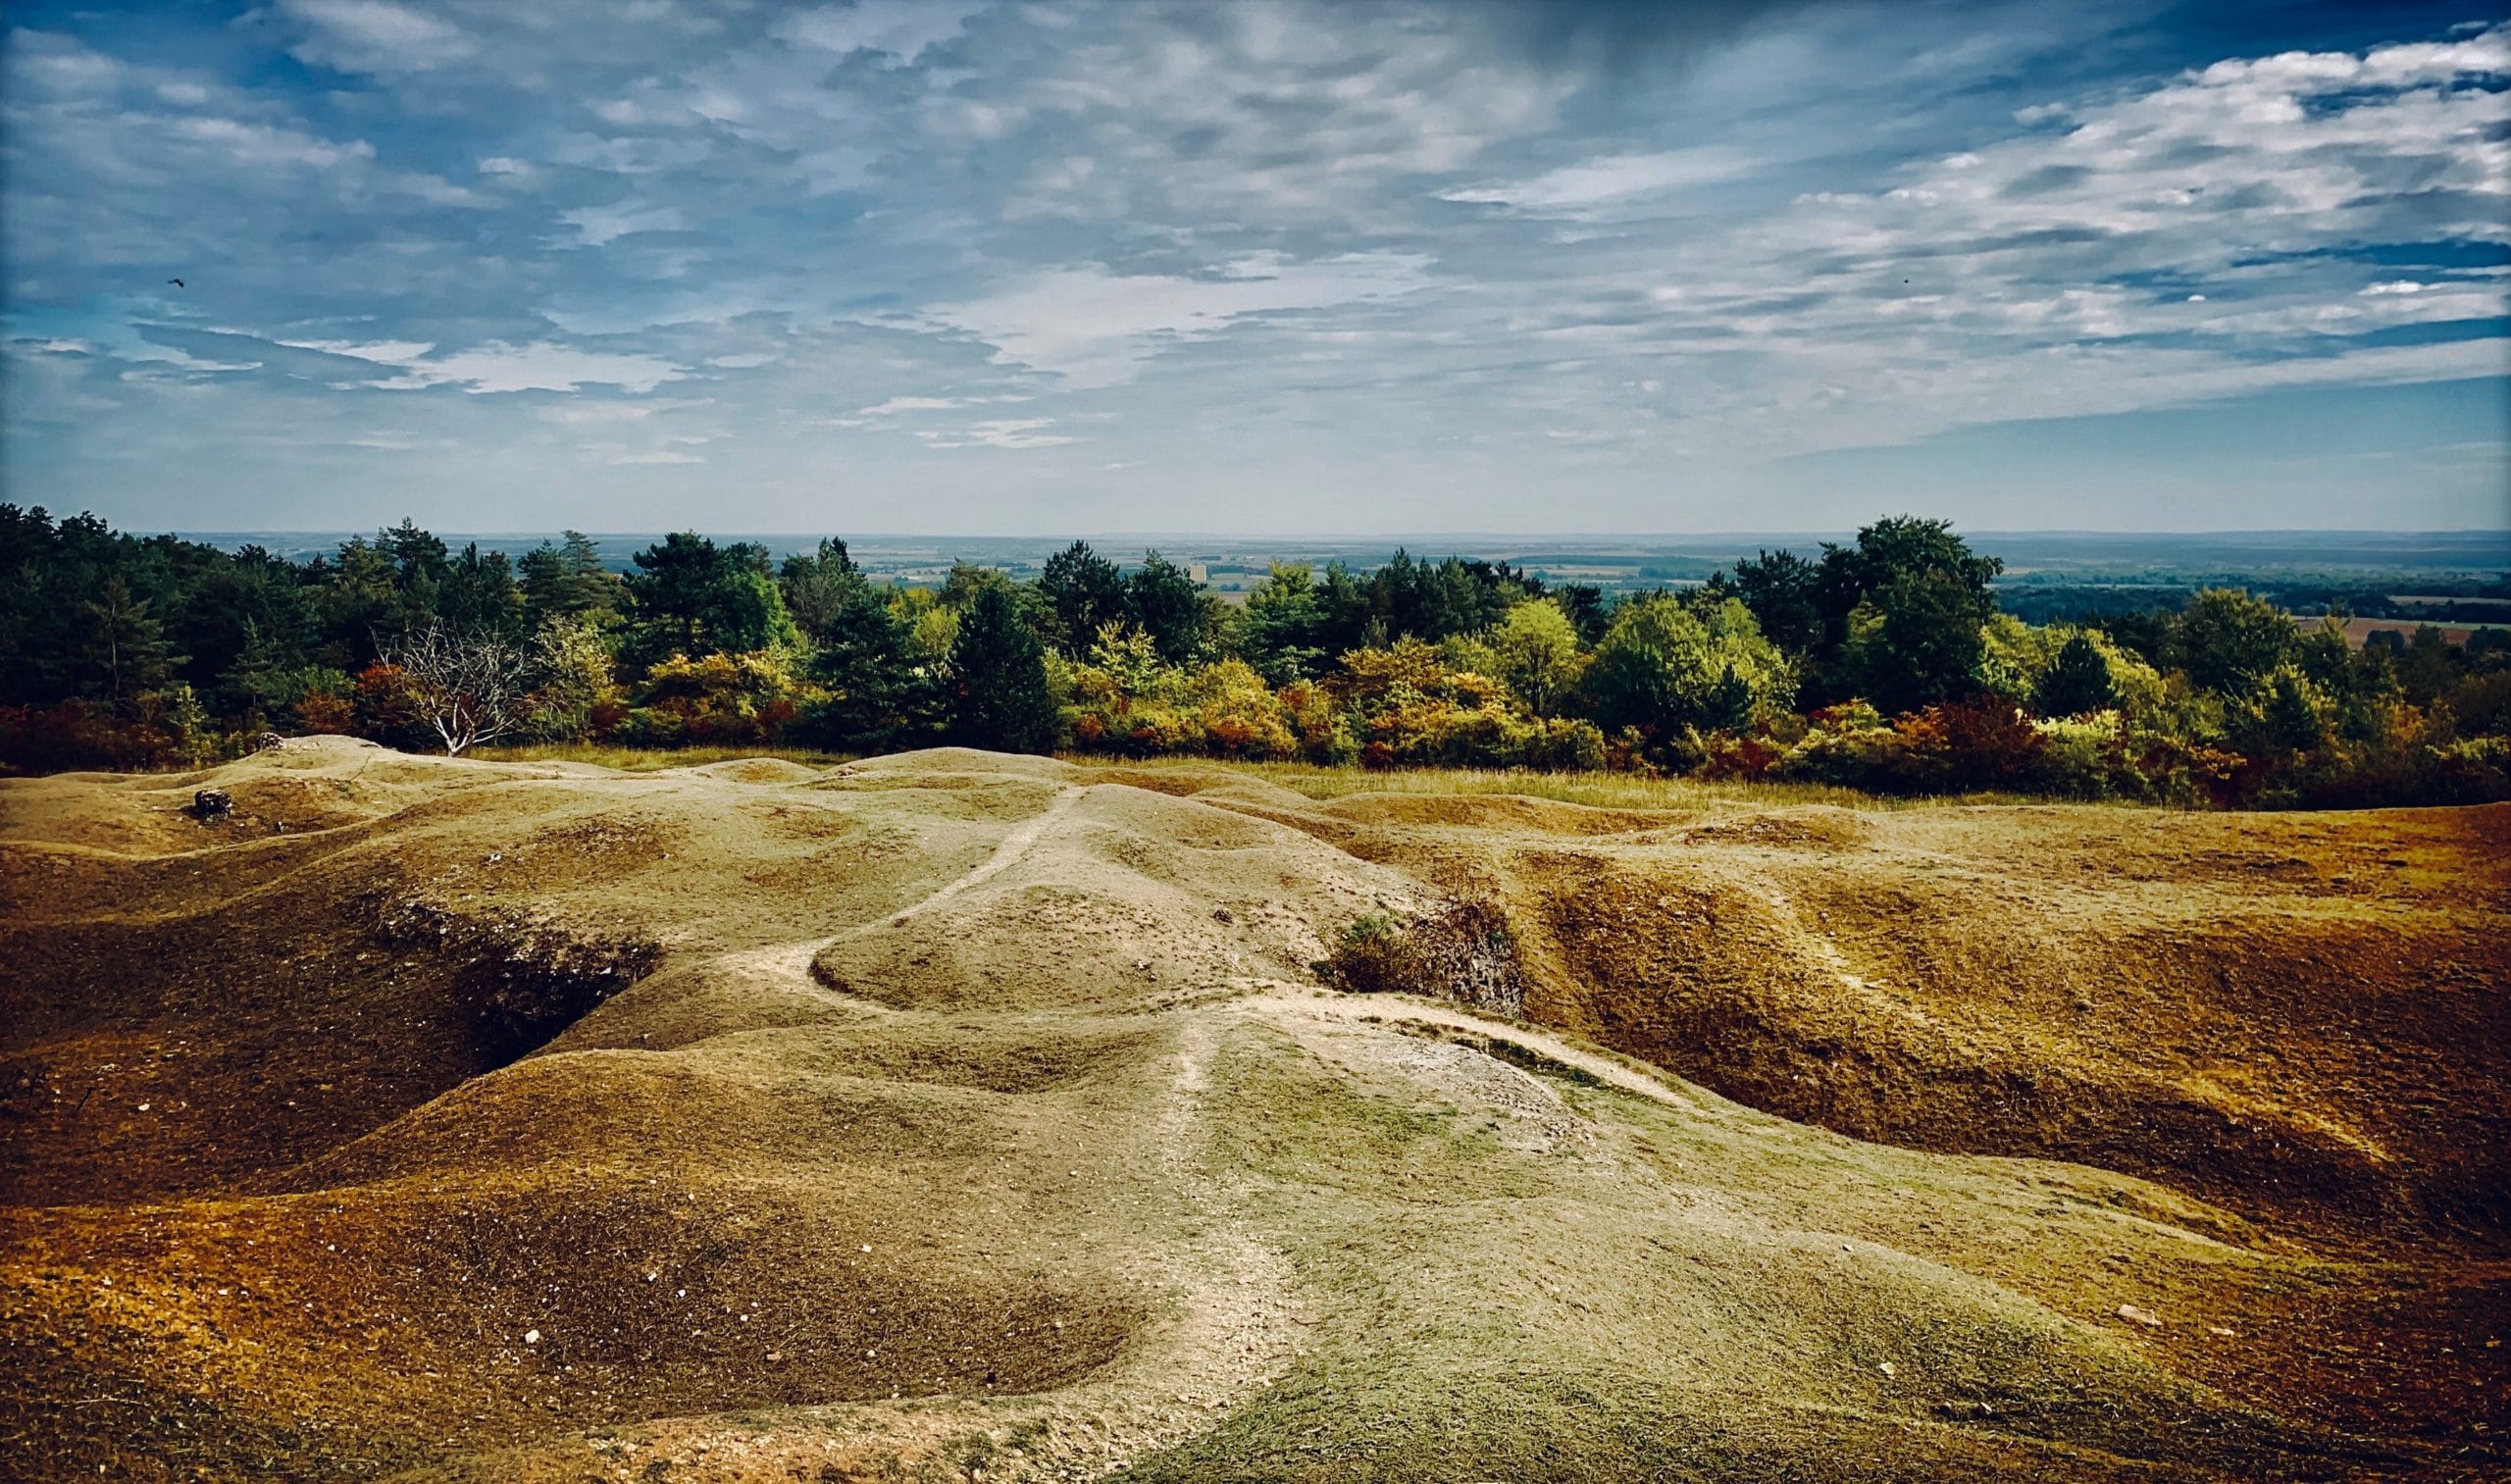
1,739,2501,1482
467,741,857,771
1095,753,1930,812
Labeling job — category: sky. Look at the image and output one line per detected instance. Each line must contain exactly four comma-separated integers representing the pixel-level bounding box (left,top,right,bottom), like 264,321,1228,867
3,0,2507,536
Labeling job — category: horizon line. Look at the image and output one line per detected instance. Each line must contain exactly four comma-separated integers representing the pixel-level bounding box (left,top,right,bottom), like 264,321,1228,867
149,527,2511,540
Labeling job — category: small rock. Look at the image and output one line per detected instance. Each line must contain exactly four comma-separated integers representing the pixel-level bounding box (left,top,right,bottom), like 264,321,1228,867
1212,907,1235,924
2208,1325,2236,1338
191,789,232,821
2117,1304,2162,1328
524,1329,541,1345
1877,1361,1896,1378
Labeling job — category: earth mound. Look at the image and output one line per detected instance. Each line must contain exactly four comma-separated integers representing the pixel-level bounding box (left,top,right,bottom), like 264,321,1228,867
1,740,2500,1481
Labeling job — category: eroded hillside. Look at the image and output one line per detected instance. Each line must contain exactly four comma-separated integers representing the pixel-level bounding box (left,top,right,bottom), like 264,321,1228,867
1,739,2502,1481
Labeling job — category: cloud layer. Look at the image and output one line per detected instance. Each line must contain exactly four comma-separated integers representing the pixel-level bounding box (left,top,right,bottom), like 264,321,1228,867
3,1,2503,532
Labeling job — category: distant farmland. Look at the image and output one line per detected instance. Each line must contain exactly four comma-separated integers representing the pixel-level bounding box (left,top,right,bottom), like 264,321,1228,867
2298,616,2510,647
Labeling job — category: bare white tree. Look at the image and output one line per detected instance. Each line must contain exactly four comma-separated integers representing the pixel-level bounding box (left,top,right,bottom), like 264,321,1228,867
381,621,531,756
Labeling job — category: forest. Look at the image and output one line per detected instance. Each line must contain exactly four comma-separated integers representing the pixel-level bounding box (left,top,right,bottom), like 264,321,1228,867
3,505,2505,807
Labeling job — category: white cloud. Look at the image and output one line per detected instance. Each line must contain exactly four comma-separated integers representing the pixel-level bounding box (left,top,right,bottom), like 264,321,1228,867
1442,148,1756,216
315,339,684,394
279,337,438,363
537,401,655,425
558,202,687,247
914,417,1076,449
278,0,475,75
969,4,1572,224
859,395,973,415
926,252,1436,386
773,1,981,64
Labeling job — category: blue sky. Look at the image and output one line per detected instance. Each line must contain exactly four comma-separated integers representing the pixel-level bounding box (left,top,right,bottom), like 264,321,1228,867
3,0,2505,534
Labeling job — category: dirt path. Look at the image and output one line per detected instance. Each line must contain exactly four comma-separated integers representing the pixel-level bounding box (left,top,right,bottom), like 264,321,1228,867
1247,984,1719,1115
667,785,1096,1024
880,784,1089,929
953,1010,1307,1483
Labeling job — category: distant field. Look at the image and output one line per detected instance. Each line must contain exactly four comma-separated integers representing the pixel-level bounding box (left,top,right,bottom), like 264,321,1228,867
2295,615,2511,647
172,528,2511,599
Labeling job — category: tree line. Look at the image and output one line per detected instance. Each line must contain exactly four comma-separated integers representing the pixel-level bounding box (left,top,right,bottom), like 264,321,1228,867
3,505,2505,806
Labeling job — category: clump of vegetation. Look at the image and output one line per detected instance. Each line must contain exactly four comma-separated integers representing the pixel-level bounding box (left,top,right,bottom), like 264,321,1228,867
1317,900,1526,1017
4,505,2505,809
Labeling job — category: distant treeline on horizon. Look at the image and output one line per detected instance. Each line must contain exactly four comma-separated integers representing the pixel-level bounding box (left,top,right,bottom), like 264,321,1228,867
5,502,2508,810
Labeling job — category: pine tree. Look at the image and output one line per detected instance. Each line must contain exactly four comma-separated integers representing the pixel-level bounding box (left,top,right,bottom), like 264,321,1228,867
1039,540,1126,656
1126,550,1211,663
778,537,859,645
805,574,930,752
523,531,624,631
81,578,179,701
948,583,1056,753
2034,634,2117,718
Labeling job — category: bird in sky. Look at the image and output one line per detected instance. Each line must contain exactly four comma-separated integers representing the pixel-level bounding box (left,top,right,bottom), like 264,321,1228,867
167,278,185,288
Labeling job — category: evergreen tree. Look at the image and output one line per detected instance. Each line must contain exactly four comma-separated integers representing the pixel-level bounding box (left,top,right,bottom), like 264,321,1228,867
1240,562,1327,684
80,577,179,701
522,531,623,631
804,574,929,752
1126,550,1212,663
184,545,313,699
2034,634,2117,717
317,535,410,664
1552,584,1610,646
948,582,1056,753
1728,548,1823,656
1039,540,1127,656
778,537,859,645
626,531,735,654
439,543,525,638
1314,561,1376,656
2262,666,2330,753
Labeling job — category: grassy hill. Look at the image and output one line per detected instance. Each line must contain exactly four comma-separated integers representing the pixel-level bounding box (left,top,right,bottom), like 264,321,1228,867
2,740,2502,1481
